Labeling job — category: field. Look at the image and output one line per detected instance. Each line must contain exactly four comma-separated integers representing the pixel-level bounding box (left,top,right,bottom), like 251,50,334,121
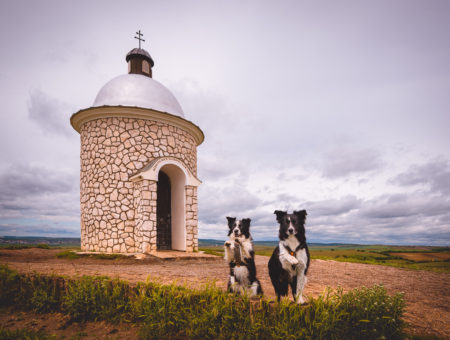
199,241,450,273
0,240,449,338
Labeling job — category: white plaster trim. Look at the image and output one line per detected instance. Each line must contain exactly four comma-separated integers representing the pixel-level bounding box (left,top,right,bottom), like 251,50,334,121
70,106,204,146
130,156,202,187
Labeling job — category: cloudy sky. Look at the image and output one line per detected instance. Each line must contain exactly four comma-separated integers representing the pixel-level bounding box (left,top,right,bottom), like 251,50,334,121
0,0,449,245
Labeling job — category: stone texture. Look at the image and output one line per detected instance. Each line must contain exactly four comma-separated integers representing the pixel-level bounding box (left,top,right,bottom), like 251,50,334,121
79,117,199,253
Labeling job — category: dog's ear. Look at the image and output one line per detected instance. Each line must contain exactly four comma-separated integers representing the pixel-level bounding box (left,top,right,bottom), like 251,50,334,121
274,210,287,223
226,216,236,228
241,218,251,237
293,210,307,224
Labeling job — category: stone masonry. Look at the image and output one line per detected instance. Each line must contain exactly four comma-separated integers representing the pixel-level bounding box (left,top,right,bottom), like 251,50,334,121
79,116,198,253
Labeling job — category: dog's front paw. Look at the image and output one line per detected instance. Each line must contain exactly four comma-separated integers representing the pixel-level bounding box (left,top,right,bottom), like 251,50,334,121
235,238,242,245
289,257,299,265
296,296,306,305
225,241,232,247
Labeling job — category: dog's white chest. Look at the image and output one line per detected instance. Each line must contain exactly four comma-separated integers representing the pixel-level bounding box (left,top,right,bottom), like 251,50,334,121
279,238,308,276
234,266,250,285
295,248,308,268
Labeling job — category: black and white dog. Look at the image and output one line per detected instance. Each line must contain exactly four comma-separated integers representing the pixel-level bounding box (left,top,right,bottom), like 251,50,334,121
224,217,262,297
268,210,310,304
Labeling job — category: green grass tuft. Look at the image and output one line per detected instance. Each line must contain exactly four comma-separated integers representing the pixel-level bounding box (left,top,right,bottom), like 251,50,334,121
56,250,81,260
56,250,129,260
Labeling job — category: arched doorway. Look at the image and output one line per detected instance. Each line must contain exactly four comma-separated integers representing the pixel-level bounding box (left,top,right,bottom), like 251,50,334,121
159,164,187,251
157,171,171,250
130,157,202,252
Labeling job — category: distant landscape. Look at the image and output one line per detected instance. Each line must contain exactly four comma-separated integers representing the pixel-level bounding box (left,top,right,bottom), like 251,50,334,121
0,236,80,247
199,239,450,273
2,236,449,273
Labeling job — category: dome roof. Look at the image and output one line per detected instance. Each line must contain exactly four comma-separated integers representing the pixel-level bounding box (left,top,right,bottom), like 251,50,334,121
92,74,184,118
126,48,154,67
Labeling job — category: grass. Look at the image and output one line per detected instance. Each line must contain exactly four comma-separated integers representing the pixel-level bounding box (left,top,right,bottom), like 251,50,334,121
311,248,450,273
0,243,52,250
0,264,406,339
0,327,57,340
56,250,129,260
200,248,224,257
200,244,450,273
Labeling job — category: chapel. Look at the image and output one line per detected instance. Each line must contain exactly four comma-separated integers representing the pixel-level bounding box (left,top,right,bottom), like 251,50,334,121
70,36,204,253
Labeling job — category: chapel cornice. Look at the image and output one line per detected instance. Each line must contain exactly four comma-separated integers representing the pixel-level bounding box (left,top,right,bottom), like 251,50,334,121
70,105,204,146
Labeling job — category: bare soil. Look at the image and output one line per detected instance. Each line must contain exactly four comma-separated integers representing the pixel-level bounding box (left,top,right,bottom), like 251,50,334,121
1,248,449,339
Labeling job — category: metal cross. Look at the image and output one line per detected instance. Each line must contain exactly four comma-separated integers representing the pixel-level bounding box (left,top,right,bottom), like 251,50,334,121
134,30,145,49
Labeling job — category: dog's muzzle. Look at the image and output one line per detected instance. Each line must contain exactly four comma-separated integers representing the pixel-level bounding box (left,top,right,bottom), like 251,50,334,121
288,228,295,235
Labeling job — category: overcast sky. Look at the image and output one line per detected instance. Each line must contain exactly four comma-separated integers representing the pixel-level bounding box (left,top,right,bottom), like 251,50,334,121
0,0,449,245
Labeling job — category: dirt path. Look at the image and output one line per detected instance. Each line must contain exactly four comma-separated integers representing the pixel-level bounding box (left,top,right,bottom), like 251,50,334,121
1,248,449,338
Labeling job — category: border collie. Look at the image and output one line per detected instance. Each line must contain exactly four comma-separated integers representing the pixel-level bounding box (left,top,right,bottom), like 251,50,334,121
224,217,262,297
268,210,310,304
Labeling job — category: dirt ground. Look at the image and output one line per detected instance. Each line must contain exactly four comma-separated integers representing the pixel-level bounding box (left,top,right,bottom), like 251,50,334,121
1,248,449,339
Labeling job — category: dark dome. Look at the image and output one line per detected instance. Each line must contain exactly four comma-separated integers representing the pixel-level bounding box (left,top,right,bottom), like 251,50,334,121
126,48,154,67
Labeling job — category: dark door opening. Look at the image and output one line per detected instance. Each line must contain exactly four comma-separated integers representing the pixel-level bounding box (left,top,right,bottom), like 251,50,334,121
157,171,171,250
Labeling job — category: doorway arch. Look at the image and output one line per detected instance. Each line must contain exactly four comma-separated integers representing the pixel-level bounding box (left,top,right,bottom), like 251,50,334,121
130,157,201,252
156,171,171,250
158,163,187,251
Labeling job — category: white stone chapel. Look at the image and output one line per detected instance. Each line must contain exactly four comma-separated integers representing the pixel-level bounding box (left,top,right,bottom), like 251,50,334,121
70,36,204,254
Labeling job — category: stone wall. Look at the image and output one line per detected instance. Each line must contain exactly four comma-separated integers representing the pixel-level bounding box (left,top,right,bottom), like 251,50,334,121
185,186,198,252
133,179,157,253
79,116,198,253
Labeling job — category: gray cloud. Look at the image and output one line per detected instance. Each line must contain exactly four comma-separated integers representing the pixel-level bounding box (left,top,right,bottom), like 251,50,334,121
305,195,362,217
28,89,75,137
0,163,79,220
321,146,384,179
392,158,450,195
360,192,450,220
198,183,262,225
305,191,450,245
0,163,74,198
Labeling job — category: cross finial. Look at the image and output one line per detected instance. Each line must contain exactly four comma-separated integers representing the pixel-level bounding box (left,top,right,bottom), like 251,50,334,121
134,30,145,49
